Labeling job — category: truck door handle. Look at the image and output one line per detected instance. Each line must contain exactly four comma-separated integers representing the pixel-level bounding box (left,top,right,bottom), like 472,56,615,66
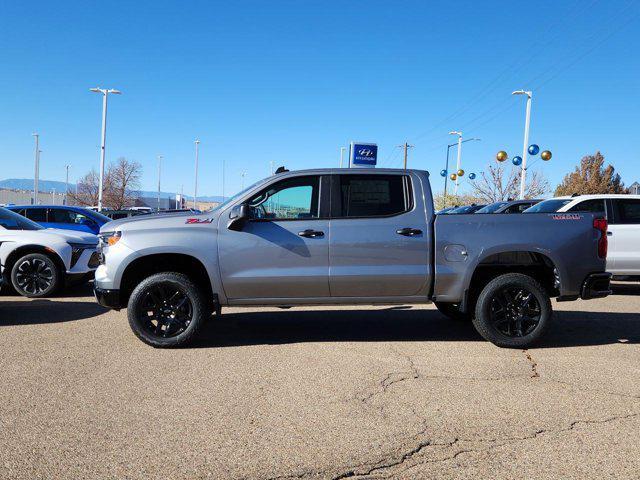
396,228,422,236
607,231,613,236
298,229,324,238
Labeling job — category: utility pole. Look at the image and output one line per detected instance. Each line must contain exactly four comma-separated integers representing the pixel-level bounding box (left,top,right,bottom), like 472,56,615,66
449,131,463,194
397,142,414,169
194,139,200,209
512,90,533,199
340,146,346,168
90,87,122,211
157,155,163,211
51,188,56,205
32,133,40,205
64,164,71,205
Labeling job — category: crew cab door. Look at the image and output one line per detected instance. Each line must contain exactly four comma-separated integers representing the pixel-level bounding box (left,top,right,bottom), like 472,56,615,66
328,172,431,298
608,198,640,275
218,174,330,301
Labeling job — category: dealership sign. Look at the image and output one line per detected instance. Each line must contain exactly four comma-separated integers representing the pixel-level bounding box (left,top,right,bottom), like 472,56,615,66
350,142,378,168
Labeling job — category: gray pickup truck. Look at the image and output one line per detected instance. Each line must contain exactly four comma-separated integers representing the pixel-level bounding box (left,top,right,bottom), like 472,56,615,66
94,168,611,348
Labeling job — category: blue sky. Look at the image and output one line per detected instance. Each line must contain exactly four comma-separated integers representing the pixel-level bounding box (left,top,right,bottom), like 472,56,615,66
1,0,638,197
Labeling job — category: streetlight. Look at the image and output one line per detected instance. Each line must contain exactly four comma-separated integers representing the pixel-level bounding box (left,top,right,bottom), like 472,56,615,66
443,138,480,196
32,133,39,205
512,89,533,199
90,87,122,211
448,131,463,194
64,164,72,205
194,140,200,209
157,155,163,211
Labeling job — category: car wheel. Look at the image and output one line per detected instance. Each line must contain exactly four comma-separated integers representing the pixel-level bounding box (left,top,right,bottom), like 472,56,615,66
127,272,209,348
473,273,551,348
11,253,61,298
434,302,472,321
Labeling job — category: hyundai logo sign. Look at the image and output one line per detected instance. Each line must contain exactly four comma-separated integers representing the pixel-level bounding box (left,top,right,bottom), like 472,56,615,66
350,142,378,168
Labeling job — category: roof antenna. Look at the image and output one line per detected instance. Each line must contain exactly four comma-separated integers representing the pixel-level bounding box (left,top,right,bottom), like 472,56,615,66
275,166,289,174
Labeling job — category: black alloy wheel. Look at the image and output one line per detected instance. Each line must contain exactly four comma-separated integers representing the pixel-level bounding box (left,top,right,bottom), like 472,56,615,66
488,286,542,337
127,272,209,348
473,273,552,348
11,253,60,298
136,282,194,339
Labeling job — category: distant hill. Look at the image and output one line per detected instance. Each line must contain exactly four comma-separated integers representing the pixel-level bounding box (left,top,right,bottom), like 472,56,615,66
0,178,224,203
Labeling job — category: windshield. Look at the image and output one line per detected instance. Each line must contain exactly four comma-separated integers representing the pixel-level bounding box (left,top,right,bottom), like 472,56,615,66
209,178,271,212
476,202,508,214
448,204,484,214
86,209,111,223
0,207,43,230
524,199,572,213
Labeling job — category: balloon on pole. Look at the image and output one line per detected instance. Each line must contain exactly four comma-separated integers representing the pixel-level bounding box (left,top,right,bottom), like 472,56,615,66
469,172,476,180
541,150,552,161
528,144,540,155
440,169,447,177
512,156,522,166
457,169,465,177
496,151,508,162
450,173,457,181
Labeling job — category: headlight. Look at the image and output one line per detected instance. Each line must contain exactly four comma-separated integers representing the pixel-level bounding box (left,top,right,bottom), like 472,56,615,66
99,231,122,247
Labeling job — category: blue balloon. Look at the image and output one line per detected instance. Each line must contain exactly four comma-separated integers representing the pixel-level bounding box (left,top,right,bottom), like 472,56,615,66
440,169,447,177
512,156,523,166
469,172,476,180
528,144,540,155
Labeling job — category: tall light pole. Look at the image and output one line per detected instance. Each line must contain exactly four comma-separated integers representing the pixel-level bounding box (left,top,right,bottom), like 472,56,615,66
340,146,346,168
449,131,463,194
157,155,163,211
51,188,56,205
90,87,122,211
32,133,39,205
64,164,71,205
444,138,480,196
240,171,246,190
193,139,200,209
513,90,533,199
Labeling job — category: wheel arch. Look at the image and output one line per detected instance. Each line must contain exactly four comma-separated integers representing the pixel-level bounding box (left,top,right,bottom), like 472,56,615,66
119,253,214,307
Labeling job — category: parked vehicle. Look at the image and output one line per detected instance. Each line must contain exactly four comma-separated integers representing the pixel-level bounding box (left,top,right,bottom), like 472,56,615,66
436,206,459,214
525,194,640,277
102,209,147,221
440,204,486,214
7,205,110,235
0,207,99,297
475,199,542,214
94,168,611,349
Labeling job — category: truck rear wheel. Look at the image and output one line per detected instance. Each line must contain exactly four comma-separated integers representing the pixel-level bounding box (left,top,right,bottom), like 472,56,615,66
127,272,209,348
473,273,551,348
434,302,471,321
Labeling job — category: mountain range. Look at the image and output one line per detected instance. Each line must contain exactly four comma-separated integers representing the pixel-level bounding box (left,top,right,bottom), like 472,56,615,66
0,179,225,203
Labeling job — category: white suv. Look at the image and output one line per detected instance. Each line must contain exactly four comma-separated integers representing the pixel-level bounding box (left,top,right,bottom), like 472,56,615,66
525,194,640,277
0,207,99,297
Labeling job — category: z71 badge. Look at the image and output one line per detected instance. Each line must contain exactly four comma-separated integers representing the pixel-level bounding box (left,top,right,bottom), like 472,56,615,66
185,218,214,224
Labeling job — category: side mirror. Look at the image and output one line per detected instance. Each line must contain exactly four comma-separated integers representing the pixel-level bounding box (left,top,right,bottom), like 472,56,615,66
227,204,250,231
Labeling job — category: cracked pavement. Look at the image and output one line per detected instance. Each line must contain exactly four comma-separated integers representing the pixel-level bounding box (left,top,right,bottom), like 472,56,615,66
1,282,639,479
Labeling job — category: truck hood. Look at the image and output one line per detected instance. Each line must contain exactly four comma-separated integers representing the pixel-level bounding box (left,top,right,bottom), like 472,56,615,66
101,211,223,233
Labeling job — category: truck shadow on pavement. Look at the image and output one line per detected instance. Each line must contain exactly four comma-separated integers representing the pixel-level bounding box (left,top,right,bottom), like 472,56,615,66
193,306,640,349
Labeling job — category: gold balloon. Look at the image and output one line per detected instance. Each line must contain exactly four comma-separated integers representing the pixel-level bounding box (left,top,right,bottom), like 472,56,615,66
450,173,457,181
541,150,552,161
496,150,508,162
457,169,465,177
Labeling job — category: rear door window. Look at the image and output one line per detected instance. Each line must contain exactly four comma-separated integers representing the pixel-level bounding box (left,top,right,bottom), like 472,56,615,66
26,208,48,222
334,175,411,218
612,199,640,224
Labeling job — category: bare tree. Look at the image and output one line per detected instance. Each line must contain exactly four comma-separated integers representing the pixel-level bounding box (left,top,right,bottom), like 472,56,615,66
433,192,483,211
470,164,549,203
69,169,105,207
104,157,142,209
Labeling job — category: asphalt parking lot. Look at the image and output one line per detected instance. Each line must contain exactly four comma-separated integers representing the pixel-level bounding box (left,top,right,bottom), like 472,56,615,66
1,283,639,479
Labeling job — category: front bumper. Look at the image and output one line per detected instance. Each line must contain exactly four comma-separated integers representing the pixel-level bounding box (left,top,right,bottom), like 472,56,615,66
94,287,122,310
580,272,612,300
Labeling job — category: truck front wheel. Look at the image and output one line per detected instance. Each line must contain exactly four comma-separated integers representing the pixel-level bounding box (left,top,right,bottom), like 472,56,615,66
127,272,209,348
473,273,551,348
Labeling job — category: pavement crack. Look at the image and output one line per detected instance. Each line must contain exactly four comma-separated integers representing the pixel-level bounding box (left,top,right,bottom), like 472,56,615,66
522,349,539,378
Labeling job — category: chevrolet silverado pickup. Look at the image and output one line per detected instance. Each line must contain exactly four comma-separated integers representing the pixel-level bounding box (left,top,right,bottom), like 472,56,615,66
94,168,611,348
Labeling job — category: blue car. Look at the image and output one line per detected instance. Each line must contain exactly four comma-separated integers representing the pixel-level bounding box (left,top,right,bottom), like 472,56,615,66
7,205,111,235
